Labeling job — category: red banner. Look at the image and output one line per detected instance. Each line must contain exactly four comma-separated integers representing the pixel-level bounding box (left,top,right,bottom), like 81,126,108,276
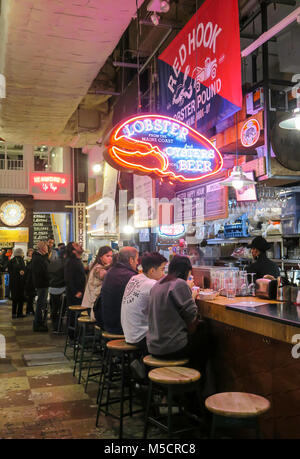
159,0,242,132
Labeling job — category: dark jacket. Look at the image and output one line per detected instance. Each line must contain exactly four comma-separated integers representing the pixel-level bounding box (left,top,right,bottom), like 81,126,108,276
31,251,50,289
0,254,8,272
64,256,86,303
8,256,26,300
24,259,35,295
49,256,65,289
246,252,280,280
98,262,137,334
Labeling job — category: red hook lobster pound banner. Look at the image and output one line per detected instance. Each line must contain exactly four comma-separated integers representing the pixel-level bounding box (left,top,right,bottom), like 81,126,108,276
104,114,223,183
158,0,242,132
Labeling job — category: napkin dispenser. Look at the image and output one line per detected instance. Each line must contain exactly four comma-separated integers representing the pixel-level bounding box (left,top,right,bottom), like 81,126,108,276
255,278,277,300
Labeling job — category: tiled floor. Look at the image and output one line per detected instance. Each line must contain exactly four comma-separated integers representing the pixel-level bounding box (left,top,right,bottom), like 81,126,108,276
0,301,156,439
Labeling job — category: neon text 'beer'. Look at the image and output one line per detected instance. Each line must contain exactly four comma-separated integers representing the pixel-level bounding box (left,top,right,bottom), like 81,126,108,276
105,115,223,183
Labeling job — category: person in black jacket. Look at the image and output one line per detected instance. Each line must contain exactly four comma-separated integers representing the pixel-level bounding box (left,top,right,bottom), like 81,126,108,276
96,247,138,334
8,248,26,318
31,241,50,332
64,242,86,307
48,245,65,331
24,249,35,315
247,236,280,280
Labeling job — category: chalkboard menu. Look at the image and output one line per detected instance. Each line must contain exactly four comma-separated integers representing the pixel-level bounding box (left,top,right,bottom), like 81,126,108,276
175,179,228,223
33,213,54,247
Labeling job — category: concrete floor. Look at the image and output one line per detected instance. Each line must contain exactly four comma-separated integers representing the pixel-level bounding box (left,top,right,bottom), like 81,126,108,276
0,300,204,439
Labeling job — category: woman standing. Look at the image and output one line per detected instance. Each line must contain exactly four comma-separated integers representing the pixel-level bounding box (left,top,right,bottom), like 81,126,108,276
8,248,26,318
81,246,113,319
24,248,35,315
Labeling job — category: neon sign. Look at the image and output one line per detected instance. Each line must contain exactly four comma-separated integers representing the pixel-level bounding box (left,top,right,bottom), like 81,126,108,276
105,115,223,183
30,173,69,193
159,224,185,237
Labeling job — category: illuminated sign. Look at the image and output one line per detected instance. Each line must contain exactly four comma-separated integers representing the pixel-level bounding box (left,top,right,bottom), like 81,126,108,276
105,115,223,183
30,173,69,193
0,201,26,227
241,119,260,147
159,224,185,237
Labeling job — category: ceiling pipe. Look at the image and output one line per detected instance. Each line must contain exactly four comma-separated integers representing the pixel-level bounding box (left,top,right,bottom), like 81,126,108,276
242,5,300,57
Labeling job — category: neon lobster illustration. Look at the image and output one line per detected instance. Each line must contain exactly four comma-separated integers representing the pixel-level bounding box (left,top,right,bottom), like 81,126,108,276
104,115,223,183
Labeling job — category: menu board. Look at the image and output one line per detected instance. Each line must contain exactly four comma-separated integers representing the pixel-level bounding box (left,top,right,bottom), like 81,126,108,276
175,180,228,223
33,213,54,247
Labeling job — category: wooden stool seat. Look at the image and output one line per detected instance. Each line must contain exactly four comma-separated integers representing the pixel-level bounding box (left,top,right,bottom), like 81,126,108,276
143,354,189,367
68,305,88,312
149,366,201,385
102,331,125,340
81,310,89,316
94,325,101,331
106,339,137,351
78,316,96,324
205,392,271,418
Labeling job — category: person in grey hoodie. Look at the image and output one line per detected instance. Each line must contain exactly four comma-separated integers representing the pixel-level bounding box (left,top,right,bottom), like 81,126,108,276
147,255,199,361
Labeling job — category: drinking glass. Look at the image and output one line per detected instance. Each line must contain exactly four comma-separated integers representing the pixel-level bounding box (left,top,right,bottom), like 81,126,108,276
225,270,237,298
239,271,248,296
247,273,256,297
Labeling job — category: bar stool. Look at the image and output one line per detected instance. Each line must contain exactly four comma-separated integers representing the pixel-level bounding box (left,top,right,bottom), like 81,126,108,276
84,325,104,393
94,331,125,403
73,316,96,384
96,339,142,439
143,355,189,368
205,392,271,438
144,366,202,439
63,305,88,359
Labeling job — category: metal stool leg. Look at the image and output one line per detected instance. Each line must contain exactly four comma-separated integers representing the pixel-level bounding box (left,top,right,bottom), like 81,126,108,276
143,381,153,439
167,386,173,438
77,323,86,384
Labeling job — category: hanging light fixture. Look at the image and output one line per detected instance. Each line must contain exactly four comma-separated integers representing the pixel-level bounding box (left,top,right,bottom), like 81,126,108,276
279,109,300,130
220,114,256,190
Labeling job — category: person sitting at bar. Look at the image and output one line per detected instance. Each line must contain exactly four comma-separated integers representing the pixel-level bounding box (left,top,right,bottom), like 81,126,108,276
147,255,201,365
81,245,113,319
121,252,167,354
247,236,280,280
95,247,139,334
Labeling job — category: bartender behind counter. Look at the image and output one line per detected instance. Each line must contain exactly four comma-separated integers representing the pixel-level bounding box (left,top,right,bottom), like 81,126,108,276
246,236,280,280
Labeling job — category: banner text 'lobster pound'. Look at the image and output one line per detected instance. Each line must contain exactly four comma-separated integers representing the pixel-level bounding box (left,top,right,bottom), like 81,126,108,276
104,115,223,183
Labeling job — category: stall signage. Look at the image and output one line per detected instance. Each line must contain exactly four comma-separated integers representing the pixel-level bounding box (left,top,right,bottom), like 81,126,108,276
241,119,260,147
0,227,28,243
158,0,242,132
159,224,185,237
105,114,223,183
30,173,69,193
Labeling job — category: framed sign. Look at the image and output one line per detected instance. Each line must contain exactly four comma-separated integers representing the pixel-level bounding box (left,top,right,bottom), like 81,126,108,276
104,114,223,183
241,119,260,147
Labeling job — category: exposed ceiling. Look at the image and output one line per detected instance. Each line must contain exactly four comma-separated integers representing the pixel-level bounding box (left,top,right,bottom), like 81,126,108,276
0,0,299,148
0,0,143,146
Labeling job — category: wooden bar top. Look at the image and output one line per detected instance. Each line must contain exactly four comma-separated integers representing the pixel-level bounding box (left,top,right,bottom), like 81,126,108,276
196,296,300,344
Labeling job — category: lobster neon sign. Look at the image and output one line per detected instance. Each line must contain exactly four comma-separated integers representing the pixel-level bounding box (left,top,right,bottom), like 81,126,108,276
105,115,223,183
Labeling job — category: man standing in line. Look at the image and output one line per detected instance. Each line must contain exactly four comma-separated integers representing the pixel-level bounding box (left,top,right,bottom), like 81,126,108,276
47,238,58,261
64,242,86,307
32,241,50,332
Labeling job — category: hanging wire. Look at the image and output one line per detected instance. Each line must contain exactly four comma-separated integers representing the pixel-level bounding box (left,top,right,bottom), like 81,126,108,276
235,112,239,167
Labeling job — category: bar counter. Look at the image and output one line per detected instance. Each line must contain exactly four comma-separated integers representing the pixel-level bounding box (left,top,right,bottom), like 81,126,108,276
196,296,300,344
196,296,300,438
